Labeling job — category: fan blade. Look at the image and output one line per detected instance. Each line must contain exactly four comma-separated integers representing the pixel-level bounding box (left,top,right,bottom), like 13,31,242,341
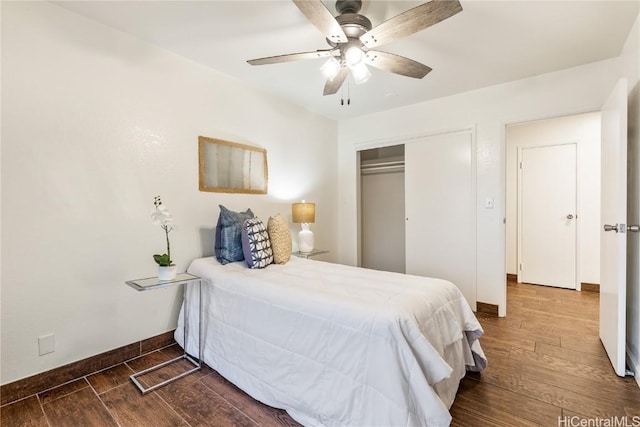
360,0,462,49
293,0,348,43
323,67,349,96
365,50,432,79
248,49,337,65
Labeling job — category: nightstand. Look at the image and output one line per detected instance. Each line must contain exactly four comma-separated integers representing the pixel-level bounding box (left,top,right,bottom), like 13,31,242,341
292,249,329,259
125,273,202,393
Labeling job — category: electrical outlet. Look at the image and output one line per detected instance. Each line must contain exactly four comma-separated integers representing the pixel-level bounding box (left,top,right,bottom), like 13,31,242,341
38,334,55,356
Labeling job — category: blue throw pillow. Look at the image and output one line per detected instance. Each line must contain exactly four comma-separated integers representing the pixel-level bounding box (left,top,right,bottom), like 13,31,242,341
241,217,274,269
215,205,254,264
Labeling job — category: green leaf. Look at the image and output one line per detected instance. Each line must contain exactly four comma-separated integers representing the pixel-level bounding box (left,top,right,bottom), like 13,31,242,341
153,254,172,266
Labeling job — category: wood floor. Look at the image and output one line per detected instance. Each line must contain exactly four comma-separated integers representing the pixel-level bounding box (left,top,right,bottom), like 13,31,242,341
451,281,640,426
2,281,639,426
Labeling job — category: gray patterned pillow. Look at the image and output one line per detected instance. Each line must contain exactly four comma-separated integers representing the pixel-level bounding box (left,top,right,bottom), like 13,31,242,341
215,205,254,265
241,217,274,269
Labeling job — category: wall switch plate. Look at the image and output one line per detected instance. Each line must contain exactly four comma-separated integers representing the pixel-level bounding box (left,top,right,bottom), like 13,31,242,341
485,197,494,209
38,334,55,356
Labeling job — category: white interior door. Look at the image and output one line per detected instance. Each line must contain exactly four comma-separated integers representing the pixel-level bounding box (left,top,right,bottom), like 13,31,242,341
405,131,476,308
600,78,628,377
518,144,577,289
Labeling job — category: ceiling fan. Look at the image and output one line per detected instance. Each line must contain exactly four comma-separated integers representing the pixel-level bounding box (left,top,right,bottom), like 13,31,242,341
247,0,463,96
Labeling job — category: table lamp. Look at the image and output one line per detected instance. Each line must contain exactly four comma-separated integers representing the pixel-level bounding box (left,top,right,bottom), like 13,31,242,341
292,201,315,253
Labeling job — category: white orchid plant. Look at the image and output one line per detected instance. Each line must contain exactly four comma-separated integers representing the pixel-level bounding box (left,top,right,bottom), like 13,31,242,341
150,196,174,267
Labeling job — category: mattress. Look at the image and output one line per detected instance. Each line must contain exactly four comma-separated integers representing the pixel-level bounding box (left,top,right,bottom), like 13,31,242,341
176,256,486,427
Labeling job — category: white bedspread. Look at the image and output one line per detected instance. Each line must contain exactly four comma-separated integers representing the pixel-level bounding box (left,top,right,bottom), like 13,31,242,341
176,256,486,427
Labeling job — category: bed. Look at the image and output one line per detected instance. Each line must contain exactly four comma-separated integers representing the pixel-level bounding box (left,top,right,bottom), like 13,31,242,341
175,256,486,427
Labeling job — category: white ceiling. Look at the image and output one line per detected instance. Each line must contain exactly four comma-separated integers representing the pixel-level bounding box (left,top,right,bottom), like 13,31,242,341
54,0,639,120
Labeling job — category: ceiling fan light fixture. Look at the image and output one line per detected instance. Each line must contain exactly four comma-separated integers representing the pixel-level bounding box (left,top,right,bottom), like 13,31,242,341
321,57,342,80
345,46,365,67
350,62,371,84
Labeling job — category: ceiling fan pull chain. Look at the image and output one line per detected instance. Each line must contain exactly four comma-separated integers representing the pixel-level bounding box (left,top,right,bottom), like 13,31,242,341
348,80,351,105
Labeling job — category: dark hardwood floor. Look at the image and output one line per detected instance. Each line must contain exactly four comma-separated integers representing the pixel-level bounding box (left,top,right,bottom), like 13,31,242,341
452,281,640,426
2,281,639,426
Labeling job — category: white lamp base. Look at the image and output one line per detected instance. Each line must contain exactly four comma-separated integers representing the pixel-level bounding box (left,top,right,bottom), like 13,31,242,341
298,225,314,253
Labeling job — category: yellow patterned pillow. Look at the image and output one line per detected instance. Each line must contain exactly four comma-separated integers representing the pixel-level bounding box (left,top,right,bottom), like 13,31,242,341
267,214,292,264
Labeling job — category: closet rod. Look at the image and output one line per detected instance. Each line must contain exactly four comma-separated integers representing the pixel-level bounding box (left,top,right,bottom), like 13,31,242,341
360,164,405,175
360,160,404,169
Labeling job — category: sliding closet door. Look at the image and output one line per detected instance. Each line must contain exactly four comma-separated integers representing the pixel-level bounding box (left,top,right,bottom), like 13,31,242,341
405,131,476,307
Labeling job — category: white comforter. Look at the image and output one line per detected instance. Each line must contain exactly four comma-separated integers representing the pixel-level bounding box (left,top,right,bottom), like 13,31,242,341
176,256,486,427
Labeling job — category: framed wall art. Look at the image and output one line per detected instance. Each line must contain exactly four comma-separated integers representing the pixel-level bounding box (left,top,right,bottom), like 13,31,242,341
198,136,268,194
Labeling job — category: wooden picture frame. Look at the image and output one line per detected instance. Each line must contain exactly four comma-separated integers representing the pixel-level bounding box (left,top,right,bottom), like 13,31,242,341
198,136,268,194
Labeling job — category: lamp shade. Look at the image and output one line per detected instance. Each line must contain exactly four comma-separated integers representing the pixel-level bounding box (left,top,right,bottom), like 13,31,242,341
292,202,315,224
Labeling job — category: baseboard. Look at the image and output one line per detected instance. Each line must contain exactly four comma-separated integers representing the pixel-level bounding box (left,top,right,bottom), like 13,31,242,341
581,282,600,292
476,302,499,317
505,275,599,293
627,346,640,389
0,330,176,406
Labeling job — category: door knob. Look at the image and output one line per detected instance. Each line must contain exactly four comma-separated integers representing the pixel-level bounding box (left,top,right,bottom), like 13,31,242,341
604,224,619,232
566,214,574,219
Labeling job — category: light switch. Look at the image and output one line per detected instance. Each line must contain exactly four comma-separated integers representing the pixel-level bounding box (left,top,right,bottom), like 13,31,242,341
485,197,494,209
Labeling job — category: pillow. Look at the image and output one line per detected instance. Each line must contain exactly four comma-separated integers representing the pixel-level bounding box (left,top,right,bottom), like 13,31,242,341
215,205,254,265
267,214,292,264
241,217,274,269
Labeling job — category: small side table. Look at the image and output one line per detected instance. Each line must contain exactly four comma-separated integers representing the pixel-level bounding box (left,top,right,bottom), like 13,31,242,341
292,249,329,259
125,272,202,394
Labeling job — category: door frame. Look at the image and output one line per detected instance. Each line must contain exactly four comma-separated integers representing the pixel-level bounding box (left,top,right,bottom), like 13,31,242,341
501,108,600,317
516,141,580,290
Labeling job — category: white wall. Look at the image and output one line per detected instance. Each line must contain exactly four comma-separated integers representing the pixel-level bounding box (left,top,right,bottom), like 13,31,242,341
1,2,338,384
339,58,623,316
505,113,601,284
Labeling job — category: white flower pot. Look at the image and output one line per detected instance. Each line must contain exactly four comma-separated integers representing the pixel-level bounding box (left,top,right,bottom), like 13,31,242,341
158,265,177,281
